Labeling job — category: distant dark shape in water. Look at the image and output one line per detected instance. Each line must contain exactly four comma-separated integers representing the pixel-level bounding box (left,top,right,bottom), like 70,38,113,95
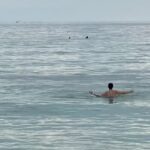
68,36,71,39
16,21,20,23
85,36,88,39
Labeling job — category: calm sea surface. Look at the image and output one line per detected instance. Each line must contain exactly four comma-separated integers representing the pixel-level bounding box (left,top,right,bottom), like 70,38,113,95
0,23,150,149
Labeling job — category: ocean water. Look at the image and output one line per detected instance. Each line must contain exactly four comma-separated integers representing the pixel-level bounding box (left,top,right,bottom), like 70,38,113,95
0,23,150,149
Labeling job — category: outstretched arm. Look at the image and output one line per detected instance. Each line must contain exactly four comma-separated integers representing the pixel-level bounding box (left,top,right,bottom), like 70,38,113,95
89,91,101,97
117,90,134,95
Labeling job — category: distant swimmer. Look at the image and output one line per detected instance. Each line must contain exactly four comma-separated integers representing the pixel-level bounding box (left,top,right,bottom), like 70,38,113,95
68,36,71,39
85,36,88,39
89,83,133,98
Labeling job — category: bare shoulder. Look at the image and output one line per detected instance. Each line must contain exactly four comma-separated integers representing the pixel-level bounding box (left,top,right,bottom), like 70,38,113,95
101,90,121,97
114,90,122,94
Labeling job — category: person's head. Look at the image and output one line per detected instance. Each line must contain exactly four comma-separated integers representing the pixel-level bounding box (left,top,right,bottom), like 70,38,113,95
108,83,113,90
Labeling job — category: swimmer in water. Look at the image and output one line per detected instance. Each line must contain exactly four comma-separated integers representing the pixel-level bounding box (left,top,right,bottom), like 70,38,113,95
89,83,133,98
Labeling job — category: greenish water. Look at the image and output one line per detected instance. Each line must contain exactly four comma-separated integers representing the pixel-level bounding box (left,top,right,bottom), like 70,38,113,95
0,23,150,149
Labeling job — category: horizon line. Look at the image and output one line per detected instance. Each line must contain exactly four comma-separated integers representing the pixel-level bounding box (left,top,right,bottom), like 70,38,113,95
1,20,150,24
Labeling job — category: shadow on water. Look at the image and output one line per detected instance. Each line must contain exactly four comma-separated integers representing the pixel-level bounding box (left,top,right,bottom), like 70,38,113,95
108,98,114,104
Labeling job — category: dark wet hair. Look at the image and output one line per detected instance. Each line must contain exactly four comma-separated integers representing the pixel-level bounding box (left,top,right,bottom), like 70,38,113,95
108,83,113,89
